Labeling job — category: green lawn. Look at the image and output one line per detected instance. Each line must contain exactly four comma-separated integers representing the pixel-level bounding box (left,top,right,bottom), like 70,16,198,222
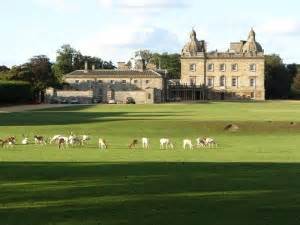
0,101,300,225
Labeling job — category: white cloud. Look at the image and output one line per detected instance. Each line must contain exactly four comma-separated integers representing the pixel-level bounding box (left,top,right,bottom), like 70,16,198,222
259,18,300,35
98,0,187,13
76,24,181,63
34,0,80,12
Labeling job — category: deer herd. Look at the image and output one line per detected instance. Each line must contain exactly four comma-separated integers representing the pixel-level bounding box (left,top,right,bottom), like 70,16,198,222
0,134,217,150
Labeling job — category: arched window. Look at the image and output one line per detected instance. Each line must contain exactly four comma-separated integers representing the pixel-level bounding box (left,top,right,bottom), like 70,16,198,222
220,76,226,87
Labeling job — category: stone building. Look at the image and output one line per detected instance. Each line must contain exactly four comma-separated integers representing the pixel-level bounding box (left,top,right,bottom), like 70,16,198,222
180,28,265,100
46,53,165,104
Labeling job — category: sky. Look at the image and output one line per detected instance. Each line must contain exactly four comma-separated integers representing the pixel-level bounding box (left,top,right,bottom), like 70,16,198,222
0,0,299,66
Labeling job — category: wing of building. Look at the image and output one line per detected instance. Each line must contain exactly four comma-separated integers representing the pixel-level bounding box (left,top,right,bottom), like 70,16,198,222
180,28,265,100
46,54,166,104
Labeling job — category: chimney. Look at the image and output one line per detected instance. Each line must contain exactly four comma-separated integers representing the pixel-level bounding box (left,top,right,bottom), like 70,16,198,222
117,62,129,70
92,64,95,70
84,61,88,73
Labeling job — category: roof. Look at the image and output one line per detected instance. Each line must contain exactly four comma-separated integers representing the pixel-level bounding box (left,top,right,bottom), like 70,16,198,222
64,69,162,79
182,29,206,56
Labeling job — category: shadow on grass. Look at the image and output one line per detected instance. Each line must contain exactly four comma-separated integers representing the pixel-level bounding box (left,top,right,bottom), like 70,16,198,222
0,162,300,225
0,111,192,126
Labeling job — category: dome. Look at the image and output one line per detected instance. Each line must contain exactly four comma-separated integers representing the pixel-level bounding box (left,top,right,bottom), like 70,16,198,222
242,28,263,53
182,29,206,56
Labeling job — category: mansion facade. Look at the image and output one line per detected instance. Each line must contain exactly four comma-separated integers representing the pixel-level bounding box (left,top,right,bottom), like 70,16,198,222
180,28,265,100
46,28,265,104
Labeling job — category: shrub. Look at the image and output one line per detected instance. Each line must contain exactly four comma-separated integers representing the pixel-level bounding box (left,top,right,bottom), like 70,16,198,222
0,80,33,103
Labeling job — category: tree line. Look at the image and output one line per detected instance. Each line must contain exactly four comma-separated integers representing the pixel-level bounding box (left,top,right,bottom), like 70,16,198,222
0,46,299,103
0,44,114,103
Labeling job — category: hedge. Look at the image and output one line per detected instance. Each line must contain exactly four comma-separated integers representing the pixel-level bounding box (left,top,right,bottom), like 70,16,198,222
0,80,33,103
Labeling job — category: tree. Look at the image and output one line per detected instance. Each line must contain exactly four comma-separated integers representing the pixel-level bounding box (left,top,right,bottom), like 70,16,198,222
265,54,297,99
53,44,115,80
135,50,152,66
150,52,181,79
291,74,300,97
10,55,57,102
52,44,82,81
0,65,9,72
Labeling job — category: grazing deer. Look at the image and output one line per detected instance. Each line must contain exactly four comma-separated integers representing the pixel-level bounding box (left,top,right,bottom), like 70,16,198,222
183,139,193,150
203,137,217,148
160,138,174,150
98,138,108,149
58,137,67,149
142,138,150,149
0,136,16,148
128,139,138,149
34,136,46,145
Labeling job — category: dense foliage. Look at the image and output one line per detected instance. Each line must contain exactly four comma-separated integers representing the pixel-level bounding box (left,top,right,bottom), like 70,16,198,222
0,80,32,103
265,54,298,99
0,44,115,103
52,44,115,81
134,50,181,78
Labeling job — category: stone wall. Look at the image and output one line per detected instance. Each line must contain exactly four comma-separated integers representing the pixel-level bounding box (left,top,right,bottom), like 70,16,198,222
115,91,147,104
45,89,93,104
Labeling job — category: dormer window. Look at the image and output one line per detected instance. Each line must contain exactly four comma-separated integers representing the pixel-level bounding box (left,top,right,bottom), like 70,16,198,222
190,64,196,72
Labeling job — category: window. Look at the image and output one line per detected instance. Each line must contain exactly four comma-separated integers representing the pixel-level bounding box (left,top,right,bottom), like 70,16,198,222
220,76,226,87
134,80,138,84
98,80,103,83
207,77,214,87
232,77,238,87
145,80,150,84
250,78,256,87
250,64,256,72
148,93,151,99
75,80,79,84
190,77,196,86
122,80,126,84
220,64,226,72
87,80,92,86
190,64,196,72
208,64,214,72
251,92,255,99
231,64,238,72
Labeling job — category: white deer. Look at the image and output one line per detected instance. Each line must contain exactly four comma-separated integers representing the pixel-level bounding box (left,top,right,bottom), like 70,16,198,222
183,139,193,150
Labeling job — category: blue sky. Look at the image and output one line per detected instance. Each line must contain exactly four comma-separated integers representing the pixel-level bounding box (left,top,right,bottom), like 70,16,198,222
0,0,299,66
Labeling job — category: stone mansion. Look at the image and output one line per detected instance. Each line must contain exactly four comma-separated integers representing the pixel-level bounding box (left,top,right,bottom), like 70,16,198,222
180,28,265,100
46,28,265,103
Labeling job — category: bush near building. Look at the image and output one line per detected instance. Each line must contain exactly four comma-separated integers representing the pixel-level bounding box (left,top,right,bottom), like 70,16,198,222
0,80,33,103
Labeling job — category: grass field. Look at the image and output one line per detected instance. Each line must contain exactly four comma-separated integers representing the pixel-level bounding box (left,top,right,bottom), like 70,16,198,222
1,101,300,225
